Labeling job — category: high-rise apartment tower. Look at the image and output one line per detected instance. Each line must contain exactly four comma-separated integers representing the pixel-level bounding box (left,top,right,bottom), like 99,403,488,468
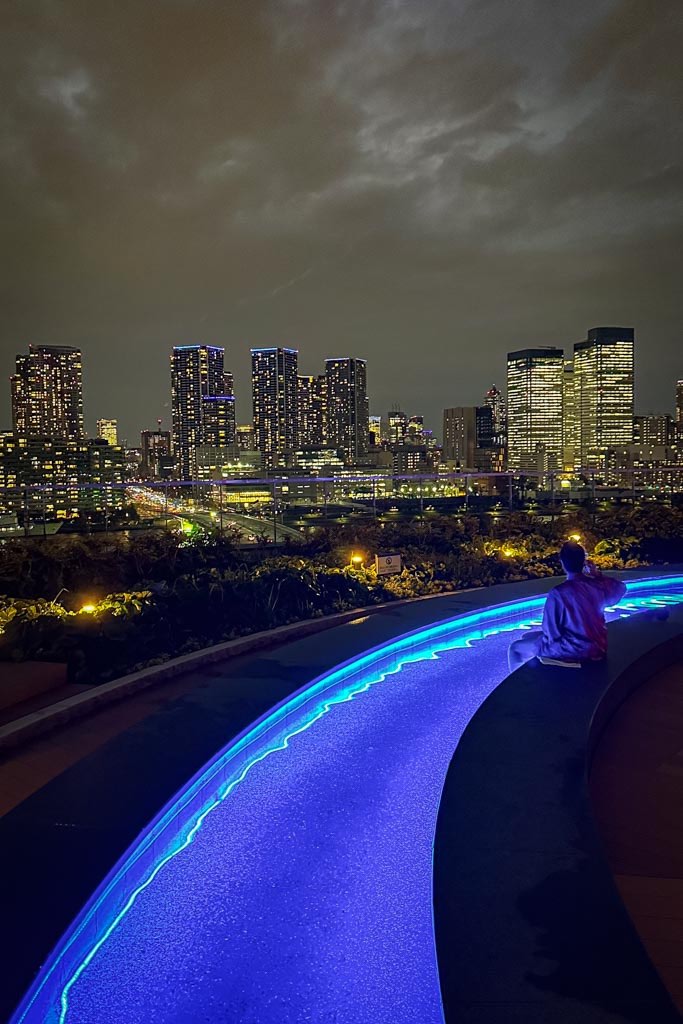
11,345,84,441
251,347,298,468
325,358,369,463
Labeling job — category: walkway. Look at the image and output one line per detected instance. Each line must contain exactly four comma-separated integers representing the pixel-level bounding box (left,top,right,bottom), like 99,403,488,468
590,659,683,1013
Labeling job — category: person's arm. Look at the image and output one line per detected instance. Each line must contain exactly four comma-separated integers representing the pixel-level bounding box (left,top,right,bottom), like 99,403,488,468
585,561,627,605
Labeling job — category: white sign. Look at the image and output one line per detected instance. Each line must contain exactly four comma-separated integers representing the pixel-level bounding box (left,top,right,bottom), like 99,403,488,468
375,553,402,576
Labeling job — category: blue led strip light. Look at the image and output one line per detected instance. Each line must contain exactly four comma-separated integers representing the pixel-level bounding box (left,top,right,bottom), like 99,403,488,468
11,575,683,1024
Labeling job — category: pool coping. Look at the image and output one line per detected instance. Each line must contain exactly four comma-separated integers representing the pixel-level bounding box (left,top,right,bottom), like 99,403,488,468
2,566,682,1022
433,591,683,1022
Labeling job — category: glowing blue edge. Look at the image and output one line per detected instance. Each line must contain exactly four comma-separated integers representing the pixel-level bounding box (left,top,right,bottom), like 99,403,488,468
10,574,683,1024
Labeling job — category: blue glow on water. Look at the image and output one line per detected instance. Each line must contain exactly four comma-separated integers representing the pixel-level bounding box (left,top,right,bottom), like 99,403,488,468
11,575,683,1024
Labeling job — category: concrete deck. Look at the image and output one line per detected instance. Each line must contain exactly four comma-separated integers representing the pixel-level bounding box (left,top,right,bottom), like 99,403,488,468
590,659,683,1013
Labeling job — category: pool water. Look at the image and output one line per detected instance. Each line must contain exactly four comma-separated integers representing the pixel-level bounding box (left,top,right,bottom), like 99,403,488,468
12,576,683,1024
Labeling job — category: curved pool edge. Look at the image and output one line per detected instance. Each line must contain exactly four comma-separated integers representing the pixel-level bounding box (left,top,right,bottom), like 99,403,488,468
2,567,683,1023
433,602,683,1023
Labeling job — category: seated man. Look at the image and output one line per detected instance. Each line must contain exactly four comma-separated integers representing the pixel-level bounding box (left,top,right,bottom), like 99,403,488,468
508,541,627,672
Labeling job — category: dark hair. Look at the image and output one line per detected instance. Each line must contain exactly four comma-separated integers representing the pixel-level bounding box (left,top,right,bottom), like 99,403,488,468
560,541,586,574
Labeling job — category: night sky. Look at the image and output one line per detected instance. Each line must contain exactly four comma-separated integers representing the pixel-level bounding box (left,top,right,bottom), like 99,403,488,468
1,0,682,442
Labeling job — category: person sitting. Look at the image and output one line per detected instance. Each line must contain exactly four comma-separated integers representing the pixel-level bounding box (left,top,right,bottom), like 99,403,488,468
507,541,627,672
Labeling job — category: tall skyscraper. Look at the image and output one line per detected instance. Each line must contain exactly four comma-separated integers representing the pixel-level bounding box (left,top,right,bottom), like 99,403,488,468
11,345,84,440
251,347,298,468
574,327,634,470
676,380,683,426
325,358,369,464
506,348,564,473
97,418,118,446
562,359,578,471
297,374,326,447
171,345,233,479
483,385,506,445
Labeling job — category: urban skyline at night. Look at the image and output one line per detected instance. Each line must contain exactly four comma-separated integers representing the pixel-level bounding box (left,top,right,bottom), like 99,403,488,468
2,325,681,445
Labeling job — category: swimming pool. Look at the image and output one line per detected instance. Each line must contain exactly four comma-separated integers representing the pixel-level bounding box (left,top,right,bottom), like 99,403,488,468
12,575,683,1024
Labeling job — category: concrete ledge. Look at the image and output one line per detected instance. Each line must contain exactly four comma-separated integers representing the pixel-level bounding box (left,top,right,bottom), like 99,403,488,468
0,590,457,753
433,609,683,1023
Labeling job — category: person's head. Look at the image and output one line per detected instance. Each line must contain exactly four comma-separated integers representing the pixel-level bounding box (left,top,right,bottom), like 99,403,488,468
560,541,586,576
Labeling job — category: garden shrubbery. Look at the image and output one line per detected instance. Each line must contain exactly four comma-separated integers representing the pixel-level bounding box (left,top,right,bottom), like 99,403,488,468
0,503,681,684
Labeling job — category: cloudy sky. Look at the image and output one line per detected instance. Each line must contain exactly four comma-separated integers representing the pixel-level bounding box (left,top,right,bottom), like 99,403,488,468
1,0,682,440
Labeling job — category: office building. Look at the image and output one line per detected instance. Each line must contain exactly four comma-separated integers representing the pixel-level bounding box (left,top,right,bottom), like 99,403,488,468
368,416,382,445
171,345,233,479
251,347,298,468
406,415,426,446
11,345,84,440
507,348,564,473
562,359,578,472
676,380,683,426
297,374,327,447
141,426,173,480
574,327,635,470
442,407,477,466
387,408,408,446
634,414,674,447
97,419,118,446
325,358,369,463
483,385,506,445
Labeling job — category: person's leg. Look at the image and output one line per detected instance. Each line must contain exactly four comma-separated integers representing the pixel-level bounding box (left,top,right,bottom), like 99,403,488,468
507,629,543,673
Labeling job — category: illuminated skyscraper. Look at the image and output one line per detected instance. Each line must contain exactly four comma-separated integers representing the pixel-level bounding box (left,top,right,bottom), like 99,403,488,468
387,408,408,446
325,358,369,463
574,327,634,470
11,345,84,440
171,345,232,479
251,347,298,468
676,380,683,426
297,374,326,447
368,415,382,445
506,348,564,473
97,418,118,446
483,385,506,445
562,359,578,471
407,415,426,446
442,407,476,466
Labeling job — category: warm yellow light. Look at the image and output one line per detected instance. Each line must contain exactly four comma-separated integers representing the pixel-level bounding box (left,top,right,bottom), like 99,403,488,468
351,554,363,565
80,603,97,614
502,548,515,557
568,533,581,542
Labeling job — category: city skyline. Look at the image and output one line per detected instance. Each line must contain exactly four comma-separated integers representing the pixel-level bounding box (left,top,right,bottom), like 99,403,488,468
2,326,680,445
1,3,682,439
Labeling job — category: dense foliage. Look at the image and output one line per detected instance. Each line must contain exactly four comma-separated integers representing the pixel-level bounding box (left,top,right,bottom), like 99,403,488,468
0,504,681,684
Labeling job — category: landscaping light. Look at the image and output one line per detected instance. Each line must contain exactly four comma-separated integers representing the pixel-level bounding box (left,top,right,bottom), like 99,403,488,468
80,603,97,614
350,554,363,566
568,533,581,542
502,548,515,557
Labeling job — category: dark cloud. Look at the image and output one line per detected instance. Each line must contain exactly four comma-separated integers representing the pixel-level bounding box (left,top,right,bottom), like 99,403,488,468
1,0,682,439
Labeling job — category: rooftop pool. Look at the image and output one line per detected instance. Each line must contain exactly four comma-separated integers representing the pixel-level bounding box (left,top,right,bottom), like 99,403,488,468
12,574,683,1024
